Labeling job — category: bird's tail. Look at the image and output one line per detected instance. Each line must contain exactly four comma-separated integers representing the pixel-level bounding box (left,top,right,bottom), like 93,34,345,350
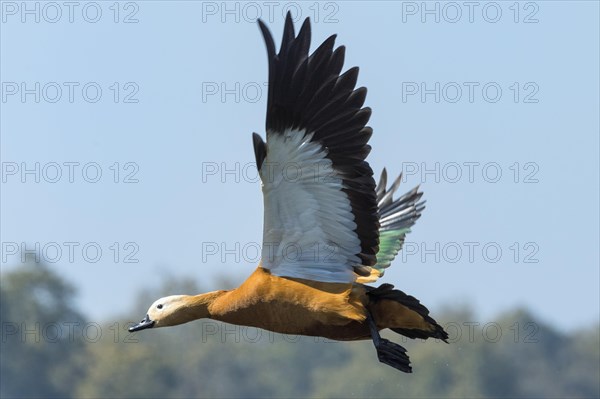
366,283,448,341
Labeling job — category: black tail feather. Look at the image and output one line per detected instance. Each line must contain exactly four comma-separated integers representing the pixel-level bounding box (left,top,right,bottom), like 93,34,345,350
367,283,449,342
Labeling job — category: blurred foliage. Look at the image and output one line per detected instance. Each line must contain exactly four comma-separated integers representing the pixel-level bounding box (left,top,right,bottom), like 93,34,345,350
0,263,86,398
1,263,599,398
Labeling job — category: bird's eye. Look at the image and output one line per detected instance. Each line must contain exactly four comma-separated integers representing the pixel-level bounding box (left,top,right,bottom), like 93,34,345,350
157,304,163,309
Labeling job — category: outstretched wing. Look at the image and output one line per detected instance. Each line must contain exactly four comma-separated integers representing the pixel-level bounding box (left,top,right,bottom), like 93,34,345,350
357,169,425,283
253,13,379,283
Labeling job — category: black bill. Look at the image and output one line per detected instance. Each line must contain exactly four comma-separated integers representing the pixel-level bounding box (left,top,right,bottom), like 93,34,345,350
128,314,155,332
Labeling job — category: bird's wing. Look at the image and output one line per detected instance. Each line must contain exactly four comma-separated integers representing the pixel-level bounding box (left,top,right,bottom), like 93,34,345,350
356,169,425,283
253,13,379,283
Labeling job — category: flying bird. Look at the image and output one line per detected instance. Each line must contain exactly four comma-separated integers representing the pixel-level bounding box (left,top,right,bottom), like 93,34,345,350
130,13,448,373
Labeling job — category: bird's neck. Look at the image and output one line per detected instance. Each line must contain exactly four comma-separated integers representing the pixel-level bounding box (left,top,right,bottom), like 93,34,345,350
178,290,228,323
172,268,268,326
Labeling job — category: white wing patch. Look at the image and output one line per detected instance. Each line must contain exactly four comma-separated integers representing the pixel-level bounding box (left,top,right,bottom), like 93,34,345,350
260,129,361,283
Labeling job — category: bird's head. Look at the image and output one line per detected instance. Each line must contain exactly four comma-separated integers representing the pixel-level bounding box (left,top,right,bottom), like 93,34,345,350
128,291,225,333
128,295,189,332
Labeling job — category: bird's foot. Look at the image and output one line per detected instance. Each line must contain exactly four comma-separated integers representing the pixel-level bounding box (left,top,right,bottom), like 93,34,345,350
367,311,413,373
374,337,412,373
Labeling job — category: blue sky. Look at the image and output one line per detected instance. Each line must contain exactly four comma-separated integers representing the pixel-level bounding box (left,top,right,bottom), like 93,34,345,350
1,1,599,331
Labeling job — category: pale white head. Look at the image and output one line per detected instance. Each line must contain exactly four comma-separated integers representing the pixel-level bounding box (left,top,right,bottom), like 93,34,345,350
128,295,188,332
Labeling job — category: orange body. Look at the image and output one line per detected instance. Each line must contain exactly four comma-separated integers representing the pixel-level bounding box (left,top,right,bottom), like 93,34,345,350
195,267,437,341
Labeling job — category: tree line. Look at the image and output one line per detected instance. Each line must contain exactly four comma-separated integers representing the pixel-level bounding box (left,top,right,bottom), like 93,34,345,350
1,263,598,398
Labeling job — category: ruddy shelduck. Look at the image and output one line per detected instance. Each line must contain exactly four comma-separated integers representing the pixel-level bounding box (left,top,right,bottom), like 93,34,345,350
130,13,448,373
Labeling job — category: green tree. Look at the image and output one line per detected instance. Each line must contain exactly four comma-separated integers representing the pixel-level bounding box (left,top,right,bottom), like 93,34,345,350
1,262,87,398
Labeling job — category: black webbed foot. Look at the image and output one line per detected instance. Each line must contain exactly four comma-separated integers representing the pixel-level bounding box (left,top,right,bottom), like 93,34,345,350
366,312,412,373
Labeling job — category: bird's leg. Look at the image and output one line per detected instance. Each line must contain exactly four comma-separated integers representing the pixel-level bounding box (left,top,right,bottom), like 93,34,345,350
366,312,412,373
